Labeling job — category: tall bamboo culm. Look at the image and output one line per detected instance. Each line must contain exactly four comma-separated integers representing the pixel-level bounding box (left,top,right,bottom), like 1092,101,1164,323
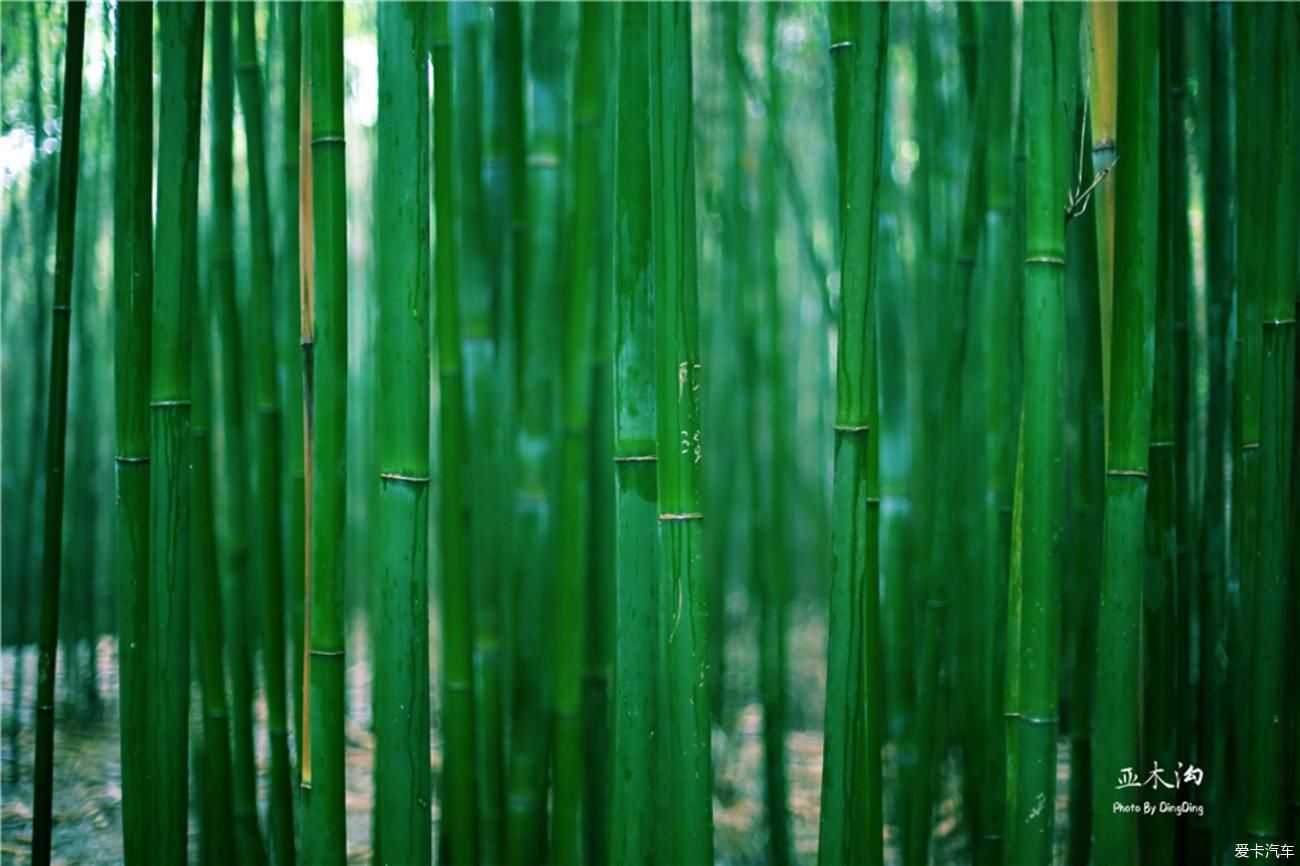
372,5,432,865
1009,5,1066,863
209,8,265,858
1244,2,1297,846
234,6,296,861
818,5,888,865
149,5,205,863
648,5,712,864
553,6,606,864
1092,5,1159,864
304,3,347,862
432,4,478,864
31,6,86,864
608,7,659,864
112,5,152,862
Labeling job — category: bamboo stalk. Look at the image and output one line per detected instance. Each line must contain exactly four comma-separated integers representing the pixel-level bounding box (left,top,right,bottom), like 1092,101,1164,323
1092,5,1159,863
111,5,152,862
1143,11,1187,863
279,0,307,776
553,6,606,863
304,3,347,861
1195,6,1234,855
818,5,888,865
193,188,236,866
31,6,86,864
148,5,205,862
372,6,433,864
1088,2,1118,439
454,7,507,862
432,4,478,864
234,7,295,861
649,5,713,863
209,8,265,857
1244,3,1297,845
608,7,658,862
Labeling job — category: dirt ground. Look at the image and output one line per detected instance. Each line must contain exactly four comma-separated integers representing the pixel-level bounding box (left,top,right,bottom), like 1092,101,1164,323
0,604,1069,865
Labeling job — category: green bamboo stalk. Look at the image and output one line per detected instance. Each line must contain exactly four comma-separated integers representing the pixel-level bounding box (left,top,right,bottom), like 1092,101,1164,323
304,3,347,861
759,10,790,865
432,5,478,865
608,7,658,863
505,4,560,861
279,0,307,769
1065,118,1103,866
976,8,1013,864
234,7,295,862
554,6,606,863
1244,3,1297,845
455,8,507,862
111,4,152,861
1092,5,1159,864
149,5,204,862
819,5,887,865
1088,2,1118,439
194,205,236,866
10,8,54,766
372,6,432,864
31,6,86,863
1232,6,1270,844
1143,11,1186,863
649,5,712,864
1003,409,1026,861
209,8,266,859
1195,6,1233,854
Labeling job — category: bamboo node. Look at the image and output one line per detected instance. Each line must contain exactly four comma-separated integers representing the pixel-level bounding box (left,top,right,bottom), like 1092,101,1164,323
52,304,71,312
114,455,150,464
1241,442,1260,451
379,471,431,485
312,135,345,146
310,648,345,658
613,454,657,463
1107,469,1149,479
150,399,192,408
834,423,870,432
1149,440,1175,448
829,41,854,53
659,511,703,521
1025,256,1065,267
1265,318,1297,326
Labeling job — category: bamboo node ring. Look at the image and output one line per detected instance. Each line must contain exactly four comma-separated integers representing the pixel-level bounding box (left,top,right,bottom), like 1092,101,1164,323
115,455,150,464
379,471,431,484
312,135,345,146
613,454,657,463
660,511,703,521
834,423,870,432
310,649,345,658
1025,256,1065,266
150,399,192,408
1107,469,1149,479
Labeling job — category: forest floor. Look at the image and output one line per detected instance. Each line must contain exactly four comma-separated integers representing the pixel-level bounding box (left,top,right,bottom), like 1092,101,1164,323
0,603,1070,865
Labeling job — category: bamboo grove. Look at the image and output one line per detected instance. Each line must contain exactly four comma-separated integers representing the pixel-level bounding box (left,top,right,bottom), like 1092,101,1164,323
2,2,1299,865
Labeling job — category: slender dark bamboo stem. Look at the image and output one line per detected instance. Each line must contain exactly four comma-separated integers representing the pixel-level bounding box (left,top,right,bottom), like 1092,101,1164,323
31,6,86,863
